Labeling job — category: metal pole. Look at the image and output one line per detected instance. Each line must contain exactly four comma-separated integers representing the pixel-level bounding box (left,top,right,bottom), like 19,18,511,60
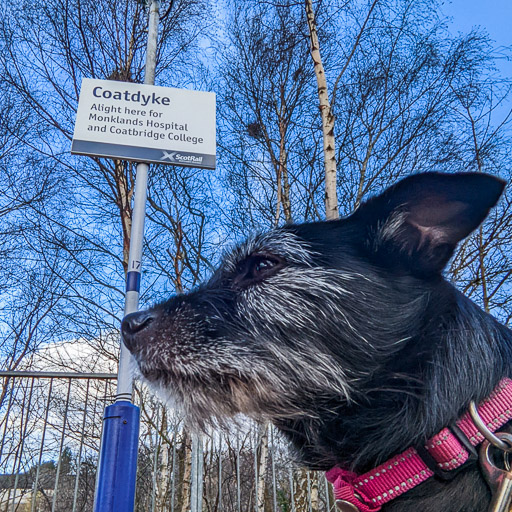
117,0,160,402
94,3,161,511
190,433,204,512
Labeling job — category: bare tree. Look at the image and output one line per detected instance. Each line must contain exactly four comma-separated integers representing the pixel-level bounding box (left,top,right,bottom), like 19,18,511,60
217,0,323,230
448,60,512,320
0,0,212,353
0,3,216,510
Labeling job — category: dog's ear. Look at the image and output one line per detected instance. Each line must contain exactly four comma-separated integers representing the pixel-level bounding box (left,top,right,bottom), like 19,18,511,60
353,172,506,276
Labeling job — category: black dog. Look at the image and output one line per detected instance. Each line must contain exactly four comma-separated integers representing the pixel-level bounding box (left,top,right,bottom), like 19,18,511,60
122,172,510,511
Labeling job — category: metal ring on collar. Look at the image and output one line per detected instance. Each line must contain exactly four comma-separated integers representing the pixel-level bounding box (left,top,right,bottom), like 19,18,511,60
469,400,512,452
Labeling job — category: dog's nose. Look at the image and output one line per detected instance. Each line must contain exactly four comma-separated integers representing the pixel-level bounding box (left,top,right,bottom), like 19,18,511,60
121,310,154,351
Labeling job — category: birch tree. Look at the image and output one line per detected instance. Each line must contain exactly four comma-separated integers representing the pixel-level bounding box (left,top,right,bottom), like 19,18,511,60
305,0,339,220
217,0,322,230
305,0,380,219
256,423,269,512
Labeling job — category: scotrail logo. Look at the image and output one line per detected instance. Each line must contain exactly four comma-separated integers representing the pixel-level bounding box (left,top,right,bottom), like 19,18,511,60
161,151,203,164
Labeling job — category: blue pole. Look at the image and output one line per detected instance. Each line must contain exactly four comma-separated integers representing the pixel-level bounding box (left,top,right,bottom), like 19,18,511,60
93,2,161,511
93,403,140,511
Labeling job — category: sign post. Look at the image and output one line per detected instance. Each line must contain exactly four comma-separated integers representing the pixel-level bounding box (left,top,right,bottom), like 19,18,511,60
89,3,160,511
70,2,216,511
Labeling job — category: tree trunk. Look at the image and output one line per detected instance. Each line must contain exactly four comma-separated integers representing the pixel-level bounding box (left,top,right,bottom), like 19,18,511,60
155,410,171,512
305,0,339,220
278,96,292,224
256,423,269,512
294,468,310,512
177,430,193,512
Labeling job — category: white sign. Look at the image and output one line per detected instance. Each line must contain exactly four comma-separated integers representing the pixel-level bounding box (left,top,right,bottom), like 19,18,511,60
71,78,216,169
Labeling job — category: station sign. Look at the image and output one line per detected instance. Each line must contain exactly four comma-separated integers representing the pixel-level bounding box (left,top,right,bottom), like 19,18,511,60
71,78,216,169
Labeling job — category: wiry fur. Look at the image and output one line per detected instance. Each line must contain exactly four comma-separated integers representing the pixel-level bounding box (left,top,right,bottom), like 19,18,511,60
122,172,512,511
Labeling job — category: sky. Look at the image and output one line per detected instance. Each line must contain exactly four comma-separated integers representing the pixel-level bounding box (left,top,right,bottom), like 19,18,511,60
442,0,512,77
441,0,512,126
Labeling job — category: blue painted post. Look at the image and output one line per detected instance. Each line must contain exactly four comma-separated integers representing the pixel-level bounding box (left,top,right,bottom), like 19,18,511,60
93,2,161,511
93,403,140,511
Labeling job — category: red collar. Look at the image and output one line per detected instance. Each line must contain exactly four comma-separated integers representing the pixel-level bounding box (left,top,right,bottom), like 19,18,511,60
326,378,512,512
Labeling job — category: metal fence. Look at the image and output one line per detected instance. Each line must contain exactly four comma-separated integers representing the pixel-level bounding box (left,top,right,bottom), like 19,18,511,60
0,372,334,512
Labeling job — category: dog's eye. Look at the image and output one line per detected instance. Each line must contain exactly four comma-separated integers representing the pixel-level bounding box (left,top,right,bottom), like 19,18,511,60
234,254,283,287
254,259,274,273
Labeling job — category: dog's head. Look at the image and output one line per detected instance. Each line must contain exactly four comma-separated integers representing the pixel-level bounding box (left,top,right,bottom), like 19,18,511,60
122,172,505,451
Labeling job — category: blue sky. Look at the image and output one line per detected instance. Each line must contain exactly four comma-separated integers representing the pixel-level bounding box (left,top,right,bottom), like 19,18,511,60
443,0,511,76
442,0,511,125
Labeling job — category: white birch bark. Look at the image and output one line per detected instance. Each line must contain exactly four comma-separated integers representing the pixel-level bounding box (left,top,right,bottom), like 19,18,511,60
257,422,269,512
179,431,192,512
155,411,170,512
294,468,309,512
305,0,339,220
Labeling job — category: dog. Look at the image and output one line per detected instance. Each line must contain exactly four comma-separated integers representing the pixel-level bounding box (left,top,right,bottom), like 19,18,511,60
122,172,511,511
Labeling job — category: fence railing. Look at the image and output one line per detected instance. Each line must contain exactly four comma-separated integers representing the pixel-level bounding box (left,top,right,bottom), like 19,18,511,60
0,371,334,512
